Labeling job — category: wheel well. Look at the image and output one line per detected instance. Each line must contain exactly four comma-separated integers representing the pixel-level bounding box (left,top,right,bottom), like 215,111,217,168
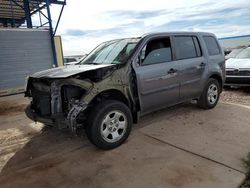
89,89,130,107
209,74,222,92
88,89,139,124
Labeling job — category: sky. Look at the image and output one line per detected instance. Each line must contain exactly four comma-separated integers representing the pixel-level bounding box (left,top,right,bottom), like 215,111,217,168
39,0,250,55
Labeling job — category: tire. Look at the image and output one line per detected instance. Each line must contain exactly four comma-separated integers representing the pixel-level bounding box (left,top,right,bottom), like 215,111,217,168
198,78,220,109
86,100,132,150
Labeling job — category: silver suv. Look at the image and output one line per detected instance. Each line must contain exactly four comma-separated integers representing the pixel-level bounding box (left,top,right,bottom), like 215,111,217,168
25,32,225,149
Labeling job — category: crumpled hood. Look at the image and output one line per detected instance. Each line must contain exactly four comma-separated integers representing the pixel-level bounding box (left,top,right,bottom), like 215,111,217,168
30,64,115,78
226,58,250,69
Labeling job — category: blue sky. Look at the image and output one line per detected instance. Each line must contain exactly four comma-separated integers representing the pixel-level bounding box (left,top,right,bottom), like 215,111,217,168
46,0,250,55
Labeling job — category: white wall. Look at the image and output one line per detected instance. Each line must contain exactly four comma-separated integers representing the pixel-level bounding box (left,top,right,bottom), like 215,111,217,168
219,36,250,50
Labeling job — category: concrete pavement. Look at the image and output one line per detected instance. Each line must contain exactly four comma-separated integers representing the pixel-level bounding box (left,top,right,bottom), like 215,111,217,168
0,94,249,188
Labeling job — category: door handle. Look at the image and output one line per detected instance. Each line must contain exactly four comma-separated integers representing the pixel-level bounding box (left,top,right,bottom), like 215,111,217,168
200,62,206,67
167,68,177,74
197,62,206,69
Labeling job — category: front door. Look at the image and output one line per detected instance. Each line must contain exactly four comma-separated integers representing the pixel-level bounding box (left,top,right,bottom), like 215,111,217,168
134,37,180,114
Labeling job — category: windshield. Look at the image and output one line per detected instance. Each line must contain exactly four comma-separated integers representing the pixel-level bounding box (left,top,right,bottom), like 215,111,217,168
79,38,139,65
235,48,250,59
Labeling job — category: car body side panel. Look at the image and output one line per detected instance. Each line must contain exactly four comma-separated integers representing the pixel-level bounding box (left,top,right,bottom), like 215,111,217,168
131,32,225,115
82,63,134,105
178,56,207,100
198,33,225,91
171,34,208,101
134,61,180,114
131,35,181,114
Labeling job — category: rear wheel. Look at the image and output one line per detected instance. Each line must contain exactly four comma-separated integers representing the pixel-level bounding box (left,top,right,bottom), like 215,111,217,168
198,78,220,109
86,100,132,150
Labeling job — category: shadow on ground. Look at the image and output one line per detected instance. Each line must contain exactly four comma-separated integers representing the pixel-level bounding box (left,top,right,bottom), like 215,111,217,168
0,103,205,188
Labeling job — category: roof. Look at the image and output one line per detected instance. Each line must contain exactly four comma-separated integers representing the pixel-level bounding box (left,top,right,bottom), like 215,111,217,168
141,31,216,38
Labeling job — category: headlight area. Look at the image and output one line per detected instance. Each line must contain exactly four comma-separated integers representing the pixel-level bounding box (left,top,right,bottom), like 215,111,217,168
61,85,88,132
61,85,86,113
50,84,88,132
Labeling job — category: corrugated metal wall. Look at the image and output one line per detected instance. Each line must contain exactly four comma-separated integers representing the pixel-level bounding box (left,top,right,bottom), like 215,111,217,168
0,29,53,96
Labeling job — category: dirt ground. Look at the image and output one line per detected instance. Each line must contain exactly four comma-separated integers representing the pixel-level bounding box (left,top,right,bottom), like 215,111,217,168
0,88,249,188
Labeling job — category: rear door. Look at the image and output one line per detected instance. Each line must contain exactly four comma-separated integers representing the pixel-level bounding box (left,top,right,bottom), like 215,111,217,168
173,35,207,100
133,36,180,114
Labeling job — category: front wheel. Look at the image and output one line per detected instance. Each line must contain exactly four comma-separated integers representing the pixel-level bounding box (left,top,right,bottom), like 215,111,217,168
86,100,132,150
198,78,220,109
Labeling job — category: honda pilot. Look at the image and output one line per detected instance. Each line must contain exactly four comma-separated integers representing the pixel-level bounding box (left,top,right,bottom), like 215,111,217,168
25,32,225,149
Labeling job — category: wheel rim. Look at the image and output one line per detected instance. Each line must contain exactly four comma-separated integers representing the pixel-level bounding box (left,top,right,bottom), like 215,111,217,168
100,110,127,143
207,83,218,105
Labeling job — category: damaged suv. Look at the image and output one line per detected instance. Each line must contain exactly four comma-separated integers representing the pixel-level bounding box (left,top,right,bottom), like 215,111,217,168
25,32,225,149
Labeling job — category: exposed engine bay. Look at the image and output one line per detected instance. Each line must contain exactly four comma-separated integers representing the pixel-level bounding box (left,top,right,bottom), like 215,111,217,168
25,63,136,132
25,65,128,132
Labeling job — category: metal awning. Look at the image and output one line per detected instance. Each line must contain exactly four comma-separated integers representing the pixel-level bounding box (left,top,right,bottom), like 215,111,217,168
0,0,65,27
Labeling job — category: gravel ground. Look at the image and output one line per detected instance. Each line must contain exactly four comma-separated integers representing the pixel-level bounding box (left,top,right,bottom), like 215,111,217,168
221,87,250,106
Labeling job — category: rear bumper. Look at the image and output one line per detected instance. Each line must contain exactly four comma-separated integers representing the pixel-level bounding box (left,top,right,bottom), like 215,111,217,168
225,76,250,86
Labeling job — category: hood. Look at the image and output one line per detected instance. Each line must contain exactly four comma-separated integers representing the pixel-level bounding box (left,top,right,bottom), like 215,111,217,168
31,64,116,78
226,58,250,69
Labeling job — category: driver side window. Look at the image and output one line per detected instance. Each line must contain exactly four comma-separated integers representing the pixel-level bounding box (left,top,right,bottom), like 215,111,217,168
140,37,173,65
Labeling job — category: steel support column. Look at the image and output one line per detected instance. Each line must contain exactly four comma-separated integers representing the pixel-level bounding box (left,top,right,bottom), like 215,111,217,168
45,0,58,67
23,0,32,28
53,3,65,36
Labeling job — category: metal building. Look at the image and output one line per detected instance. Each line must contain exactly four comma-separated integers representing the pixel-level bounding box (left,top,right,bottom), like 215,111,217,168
218,35,250,50
0,0,66,96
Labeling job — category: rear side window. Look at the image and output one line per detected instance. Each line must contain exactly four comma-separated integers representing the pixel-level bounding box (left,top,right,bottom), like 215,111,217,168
203,36,220,56
174,36,201,60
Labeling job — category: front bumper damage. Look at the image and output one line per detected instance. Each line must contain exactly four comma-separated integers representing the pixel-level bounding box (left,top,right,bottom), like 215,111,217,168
25,78,92,132
67,101,87,132
25,104,54,126
25,63,133,133
25,102,88,132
